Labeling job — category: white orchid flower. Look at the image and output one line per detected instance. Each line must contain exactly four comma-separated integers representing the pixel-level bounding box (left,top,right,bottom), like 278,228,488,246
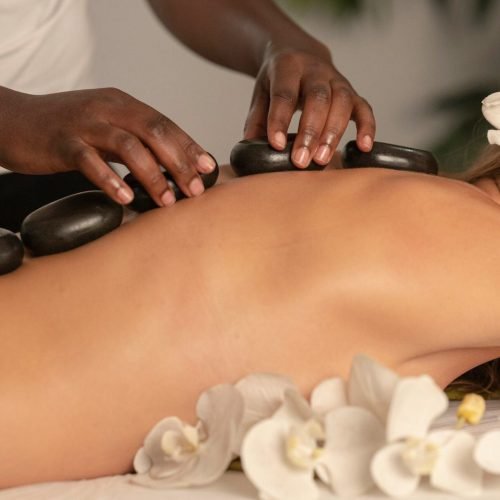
241,375,385,500
372,429,482,498
131,384,244,488
356,355,483,498
482,92,500,145
232,373,297,455
474,430,500,475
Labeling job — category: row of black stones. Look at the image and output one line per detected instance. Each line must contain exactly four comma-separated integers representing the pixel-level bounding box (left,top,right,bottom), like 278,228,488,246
0,161,223,275
0,191,124,276
0,139,438,276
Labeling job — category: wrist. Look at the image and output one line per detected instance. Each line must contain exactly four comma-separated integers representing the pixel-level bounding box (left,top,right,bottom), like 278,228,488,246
262,37,332,66
0,88,33,169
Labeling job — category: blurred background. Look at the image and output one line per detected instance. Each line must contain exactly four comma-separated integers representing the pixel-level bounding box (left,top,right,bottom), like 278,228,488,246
90,0,500,173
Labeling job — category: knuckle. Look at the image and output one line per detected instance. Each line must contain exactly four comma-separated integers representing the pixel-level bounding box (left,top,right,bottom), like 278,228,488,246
174,161,192,176
334,85,354,105
271,89,297,106
181,139,201,159
323,126,341,141
145,114,171,140
116,133,139,153
269,116,289,131
72,146,94,166
301,125,320,141
96,170,113,185
308,85,331,103
276,50,300,68
148,171,166,187
102,87,127,100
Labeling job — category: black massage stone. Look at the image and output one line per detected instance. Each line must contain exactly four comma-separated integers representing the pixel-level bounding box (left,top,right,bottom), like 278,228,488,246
0,228,24,275
20,191,123,256
342,141,439,175
124,163,220,213
230,134,326,176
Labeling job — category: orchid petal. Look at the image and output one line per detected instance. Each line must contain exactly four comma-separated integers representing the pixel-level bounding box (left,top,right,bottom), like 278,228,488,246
241,419,319,500
184,384,244,486
387,375,448,442
273,388,314,425
310,377,347,416
233,373,295,454
134,385,243,488
482,92,500,129
370,442,420,498
430,431,482,496
133,447,152,474
487,130,500,146
321,406,385,496
474,430,500,474
141,417,188,476
347,354,399,423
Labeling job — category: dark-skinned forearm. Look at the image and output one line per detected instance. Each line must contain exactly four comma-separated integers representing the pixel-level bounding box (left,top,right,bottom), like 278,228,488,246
146,0,330,76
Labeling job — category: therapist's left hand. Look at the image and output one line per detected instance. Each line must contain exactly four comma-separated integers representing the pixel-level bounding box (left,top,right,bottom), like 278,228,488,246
244,41,375,168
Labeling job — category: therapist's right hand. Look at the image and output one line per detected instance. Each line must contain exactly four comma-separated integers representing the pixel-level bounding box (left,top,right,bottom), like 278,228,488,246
0,86,217,206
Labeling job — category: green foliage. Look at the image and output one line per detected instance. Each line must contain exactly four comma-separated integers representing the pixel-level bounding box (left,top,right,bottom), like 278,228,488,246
432,0,497,23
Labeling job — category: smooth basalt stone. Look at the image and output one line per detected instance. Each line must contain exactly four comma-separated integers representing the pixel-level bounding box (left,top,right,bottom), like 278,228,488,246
0,228,24,275
124,162,220,213
20,191,123,256
230,134,326,176
342,141,439,175
0,171,97,233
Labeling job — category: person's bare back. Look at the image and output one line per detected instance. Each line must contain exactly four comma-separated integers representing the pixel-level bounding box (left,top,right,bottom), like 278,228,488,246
1,167,500,488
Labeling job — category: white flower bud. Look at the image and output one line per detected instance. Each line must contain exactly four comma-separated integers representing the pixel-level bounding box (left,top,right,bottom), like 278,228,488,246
482,93,500,145
456,393,486,426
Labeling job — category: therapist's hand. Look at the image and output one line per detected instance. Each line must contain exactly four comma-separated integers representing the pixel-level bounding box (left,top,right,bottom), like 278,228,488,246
244,41,375,168
0,87,216,206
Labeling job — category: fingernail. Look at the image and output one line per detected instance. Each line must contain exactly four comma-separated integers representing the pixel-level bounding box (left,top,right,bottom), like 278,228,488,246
189,177,205,196
198,153,216,173
362,135,373,150
315,144,331,164
161,190,176,207
117,187,133,204
293,147,310,168
274,131,287,149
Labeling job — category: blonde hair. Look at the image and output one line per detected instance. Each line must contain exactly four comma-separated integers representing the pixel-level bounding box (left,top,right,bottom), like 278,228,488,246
445,144,500,399
450,144,500,182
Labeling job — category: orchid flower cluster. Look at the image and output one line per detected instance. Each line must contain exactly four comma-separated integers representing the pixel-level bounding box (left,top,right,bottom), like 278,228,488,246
131,355,500,498
483,92,500,146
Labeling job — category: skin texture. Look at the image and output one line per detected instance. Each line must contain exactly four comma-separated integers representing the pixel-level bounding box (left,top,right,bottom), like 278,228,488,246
0,1,374,207
1,167,500,488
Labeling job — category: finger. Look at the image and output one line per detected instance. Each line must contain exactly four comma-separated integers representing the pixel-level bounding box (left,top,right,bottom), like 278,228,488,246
68,142,135,205
292,79,332,168
91,125,175,207
243,85,270,141
114,96,217,176
313,84,354,166
266,68,301,151
124,111,211,199
352,96,376,152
